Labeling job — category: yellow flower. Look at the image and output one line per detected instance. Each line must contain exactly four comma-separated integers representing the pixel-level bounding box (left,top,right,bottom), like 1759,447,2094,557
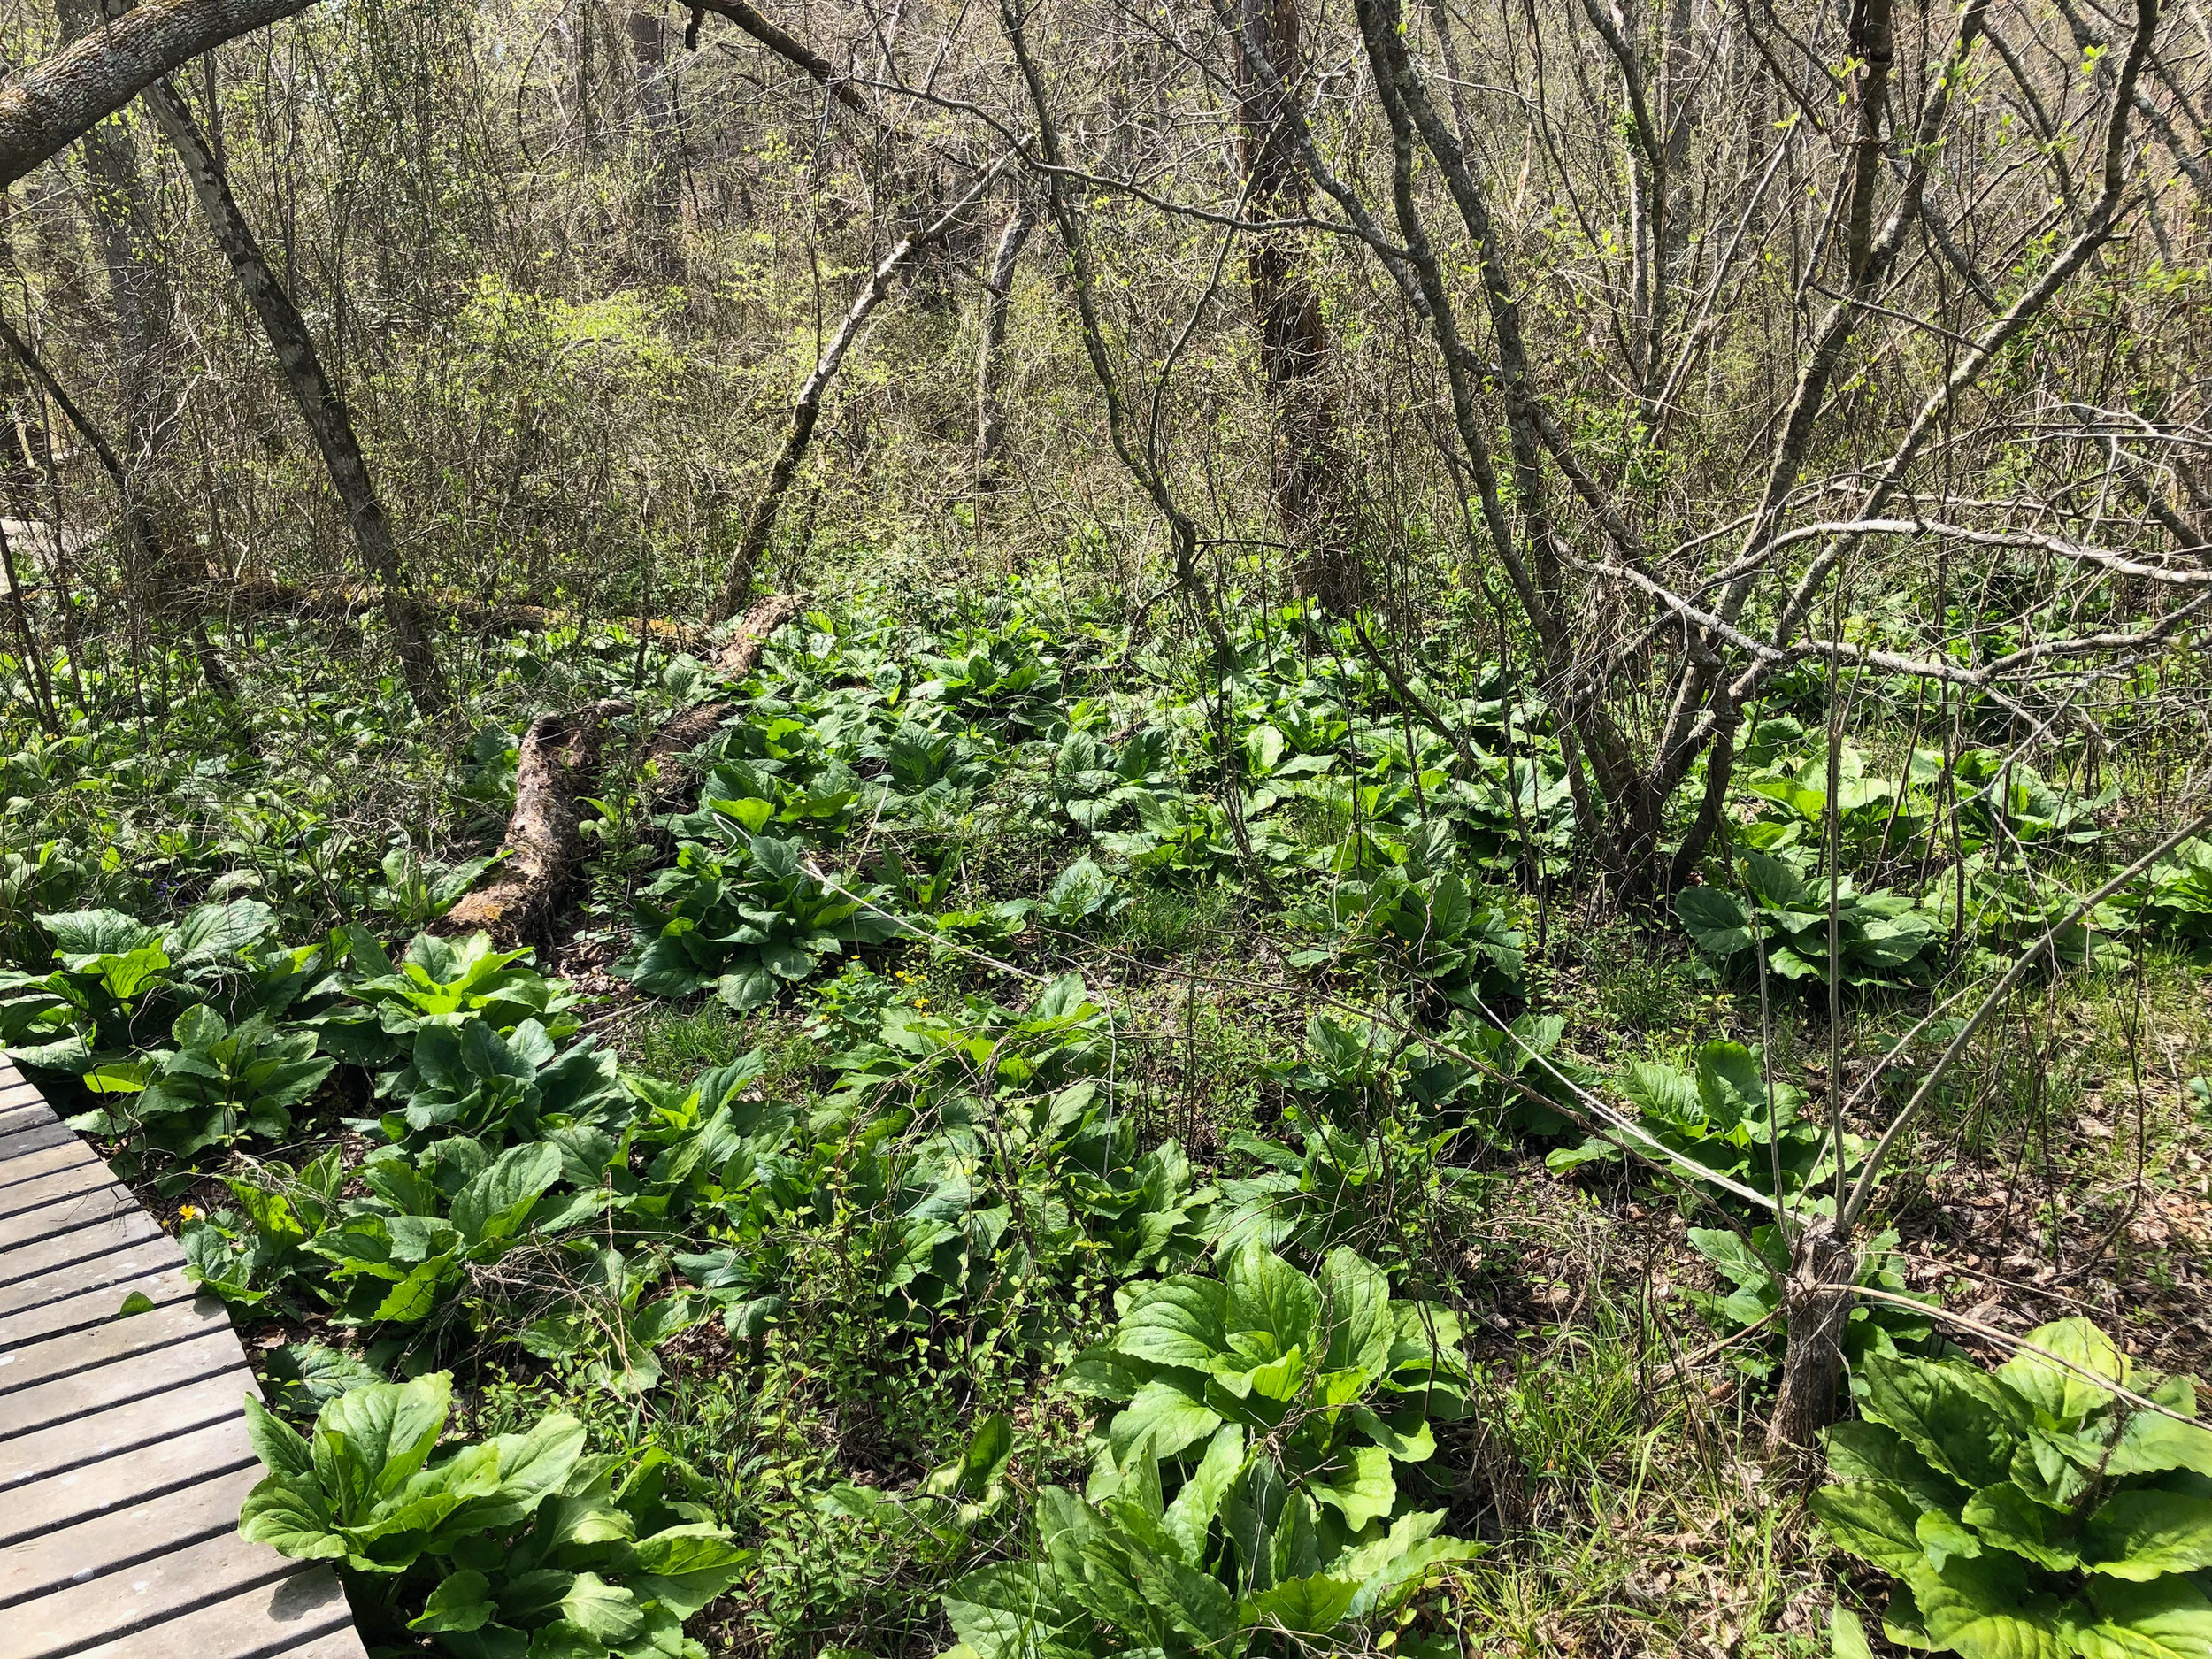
179,1203,202,1221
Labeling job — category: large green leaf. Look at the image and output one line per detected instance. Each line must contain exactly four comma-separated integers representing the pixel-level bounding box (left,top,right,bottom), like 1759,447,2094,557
412,1570,497,1633
1317,1248,1394,1379
1108,1377,1223,1467
1998,1319,2130,1426
1312,1443,1397,1531
557,1571,644,1644
1161,1425,1245,1567
1827,1420,1971,1515
1225,1242,1320,1354
1113,1278,1229,1370
238,1472,343,1561
1864,1355,2027,1490
2107,1380,2212,1479
242,1393,313,1480
1833,1605,1878,1659
2073,1575,2212,1659
451,1141,565,1248
1813,1481,1932,1575
490,1411,588,1509
1962,1482,2082,1571
1905,1553,2074,1659
1242,1572,1359,1635
312,1371,452,1519
1677,887,1755,956
2085,1488,2212,1580
630,1525,752,1617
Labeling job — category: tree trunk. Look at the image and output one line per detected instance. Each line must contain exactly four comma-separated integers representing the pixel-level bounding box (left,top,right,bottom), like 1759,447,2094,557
0,308,242,703
437,594,804,945
1229,0,1357,615
139,76,449,717
0,0,315,188
626,5,683,273
49,0,244,702
708,164,1002,622
974,203,1033,516
1766,1218,1859,1458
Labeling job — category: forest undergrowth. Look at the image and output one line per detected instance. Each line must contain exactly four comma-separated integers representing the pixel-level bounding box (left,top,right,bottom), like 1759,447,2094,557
4,582,2208,1659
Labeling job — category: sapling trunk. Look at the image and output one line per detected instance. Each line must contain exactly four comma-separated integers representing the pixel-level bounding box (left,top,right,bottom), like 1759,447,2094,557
1766,1217,1858,1456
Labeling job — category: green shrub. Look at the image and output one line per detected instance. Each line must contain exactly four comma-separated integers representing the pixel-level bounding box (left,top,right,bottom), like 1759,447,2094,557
1814,1318,2212,1659
239,1372,749,1658
941,1244,1480,1658
1677,850,1940,987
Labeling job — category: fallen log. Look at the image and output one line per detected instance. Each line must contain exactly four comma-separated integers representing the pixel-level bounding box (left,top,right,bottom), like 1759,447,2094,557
433,593,808,945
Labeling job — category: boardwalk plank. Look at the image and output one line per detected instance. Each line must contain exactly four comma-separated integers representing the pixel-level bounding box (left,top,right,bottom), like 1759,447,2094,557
0,1187,142,1251
0,1212,175,1309
0,1265,195,1350
0,1290,233,1395
15,1513,303,1659
0,1066,368,1659
267,1630,377,1659
0,1417,262,1552
64,1566,359,1659
0,1464,263,1609
0,1233,191,1323
0,1325,246,1439
0,1136,103,1194
0,1119,77,1160
0,1160,127,1220
1,1365,256,1489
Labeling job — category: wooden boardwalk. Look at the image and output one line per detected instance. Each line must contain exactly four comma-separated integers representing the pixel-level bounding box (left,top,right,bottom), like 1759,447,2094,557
0,1060,369,1659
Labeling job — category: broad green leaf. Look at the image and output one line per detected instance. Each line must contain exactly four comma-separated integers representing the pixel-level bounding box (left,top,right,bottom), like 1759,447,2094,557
1349,1406,1436,1463
242,1393,313,1479
1905,1553,2073,1659
2085,1488,2212,1580
1317,1247,1394,1379
412,1570,496,1633
1242,1572,1358,1635
312,1371,451,1517
1962,1482,2082,1571
558,1572,644,1644
2074,1575,2212,1659
1313,1443,1397,1531
1863,1354,2027,1490
1114,1279,1228,1370
1161,1425,1245,1567
2107,1381,2212,1479
1826,1419,1971,1514
1998,1319,2130,1425
1813,1481,1932,1575
238,1472,343,1560
1918,1507,1985,1569
1107,1378,1222,1467
1832,1605,1878,1659
451,1141,565,1247
526,1621,604,1659
1225,1242,1320,1353
491,1411,588,1508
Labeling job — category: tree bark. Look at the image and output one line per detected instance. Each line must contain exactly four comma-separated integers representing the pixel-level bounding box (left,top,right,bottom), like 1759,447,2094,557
438,594,805,946
1228,0,1357,614
626,5,683,273
974,203,1033,513
707,165,1002,622
683,0,864,109
139,76,449,717
0,0,313,188
0,308,241,703
1766,1218,1859,1457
